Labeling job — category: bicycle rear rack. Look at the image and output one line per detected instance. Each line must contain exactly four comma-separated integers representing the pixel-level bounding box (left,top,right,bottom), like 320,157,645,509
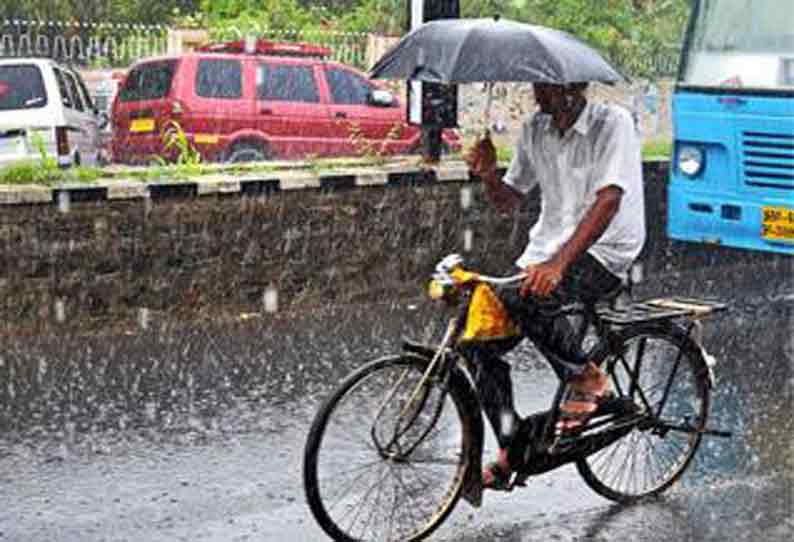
598,296,728,326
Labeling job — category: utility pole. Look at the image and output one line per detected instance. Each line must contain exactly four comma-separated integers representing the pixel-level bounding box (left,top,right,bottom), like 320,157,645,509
406,0,460,164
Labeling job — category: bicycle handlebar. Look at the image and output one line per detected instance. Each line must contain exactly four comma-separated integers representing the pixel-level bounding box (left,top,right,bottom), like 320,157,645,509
475,273,526,286
432,254,526,288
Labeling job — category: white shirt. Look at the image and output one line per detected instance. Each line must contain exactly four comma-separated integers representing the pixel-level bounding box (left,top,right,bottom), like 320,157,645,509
502,102,646,279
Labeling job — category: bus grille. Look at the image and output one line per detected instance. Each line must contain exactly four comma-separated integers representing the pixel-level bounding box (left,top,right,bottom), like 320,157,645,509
742,131,794,190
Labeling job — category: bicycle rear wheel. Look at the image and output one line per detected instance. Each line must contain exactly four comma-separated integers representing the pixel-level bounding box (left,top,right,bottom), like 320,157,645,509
303,354,471,542
576,323,710,502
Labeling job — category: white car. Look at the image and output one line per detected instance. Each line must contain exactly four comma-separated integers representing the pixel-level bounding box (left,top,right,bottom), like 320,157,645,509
0,58,107,169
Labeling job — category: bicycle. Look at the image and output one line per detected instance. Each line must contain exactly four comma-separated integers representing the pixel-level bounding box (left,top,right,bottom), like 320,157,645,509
303,254,730,542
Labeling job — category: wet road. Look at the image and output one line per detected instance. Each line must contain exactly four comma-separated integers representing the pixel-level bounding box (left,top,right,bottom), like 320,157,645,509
0,291,792,541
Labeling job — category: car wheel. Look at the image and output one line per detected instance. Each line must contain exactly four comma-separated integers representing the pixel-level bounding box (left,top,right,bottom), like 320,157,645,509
227,143,268,163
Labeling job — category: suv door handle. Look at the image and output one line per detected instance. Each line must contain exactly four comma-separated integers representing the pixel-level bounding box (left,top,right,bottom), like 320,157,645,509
335,112,347,118
260,108,273,115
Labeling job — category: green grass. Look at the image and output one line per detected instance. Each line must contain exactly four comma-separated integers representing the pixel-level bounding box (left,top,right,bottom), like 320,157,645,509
0,141,673,187
641,140,673,160
0,161,60,185
0,161,111,186
488,139,673,164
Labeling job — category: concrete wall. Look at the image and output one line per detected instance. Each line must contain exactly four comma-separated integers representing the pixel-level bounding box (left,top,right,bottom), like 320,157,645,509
0,161,791,335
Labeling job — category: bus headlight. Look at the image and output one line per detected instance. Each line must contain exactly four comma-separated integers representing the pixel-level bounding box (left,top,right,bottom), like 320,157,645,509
678,146,704,177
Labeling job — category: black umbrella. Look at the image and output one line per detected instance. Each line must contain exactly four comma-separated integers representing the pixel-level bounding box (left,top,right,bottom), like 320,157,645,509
370,17,628,85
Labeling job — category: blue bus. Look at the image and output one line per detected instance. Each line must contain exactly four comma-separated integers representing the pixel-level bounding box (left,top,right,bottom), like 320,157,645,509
668,0,794,253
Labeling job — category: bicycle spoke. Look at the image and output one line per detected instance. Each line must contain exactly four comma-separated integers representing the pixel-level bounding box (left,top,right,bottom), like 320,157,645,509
339,463,390,531
385,464,425,538
318,458,385,484
307,356,468,541
357,464,389,540
578,328,708,501
326,460,386,513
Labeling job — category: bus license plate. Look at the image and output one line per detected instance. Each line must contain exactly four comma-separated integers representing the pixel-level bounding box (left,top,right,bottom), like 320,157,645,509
762,205,794,243
129,119,155,133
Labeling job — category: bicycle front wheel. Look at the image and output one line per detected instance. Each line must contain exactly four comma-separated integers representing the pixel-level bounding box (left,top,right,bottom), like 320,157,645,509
576,324,711,502
303,354,471,542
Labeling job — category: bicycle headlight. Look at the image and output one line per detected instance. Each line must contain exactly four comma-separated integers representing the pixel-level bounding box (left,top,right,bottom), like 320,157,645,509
678,146,704,177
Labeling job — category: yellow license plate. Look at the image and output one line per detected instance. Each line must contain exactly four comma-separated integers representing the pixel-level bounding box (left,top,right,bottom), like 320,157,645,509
194,133,219,145
129,118,155,133
762,205,794,242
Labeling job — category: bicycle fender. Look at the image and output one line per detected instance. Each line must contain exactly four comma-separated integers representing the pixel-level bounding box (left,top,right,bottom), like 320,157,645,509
690,320,718,388
402,341,485,508
450,365,485,508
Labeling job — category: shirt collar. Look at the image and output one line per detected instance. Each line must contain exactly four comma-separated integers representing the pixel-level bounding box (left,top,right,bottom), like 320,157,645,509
542,101,592,137
570,101,592,136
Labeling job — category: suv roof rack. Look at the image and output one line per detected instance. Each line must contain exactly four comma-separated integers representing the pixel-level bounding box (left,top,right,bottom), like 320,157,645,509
195,39,331,58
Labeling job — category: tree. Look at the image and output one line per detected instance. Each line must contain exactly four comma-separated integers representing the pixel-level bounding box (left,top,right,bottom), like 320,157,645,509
1,1,201,26
509,0,690,77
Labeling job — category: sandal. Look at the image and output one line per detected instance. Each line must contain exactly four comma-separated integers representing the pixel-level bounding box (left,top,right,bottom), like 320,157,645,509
482,461,513,491
555,388,615,435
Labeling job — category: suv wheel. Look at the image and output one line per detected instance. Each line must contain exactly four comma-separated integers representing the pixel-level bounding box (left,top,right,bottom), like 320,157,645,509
227,143,269,163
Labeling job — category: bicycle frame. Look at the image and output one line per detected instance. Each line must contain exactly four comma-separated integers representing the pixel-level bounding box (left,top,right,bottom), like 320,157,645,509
303,255,733,542
393,255,729,505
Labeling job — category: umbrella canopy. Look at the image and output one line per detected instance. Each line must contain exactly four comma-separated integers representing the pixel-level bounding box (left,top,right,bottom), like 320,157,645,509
370,17,628,85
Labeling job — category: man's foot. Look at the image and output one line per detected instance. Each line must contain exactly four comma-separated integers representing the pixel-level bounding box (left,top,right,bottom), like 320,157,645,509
556,362,613,435
482,447,512,491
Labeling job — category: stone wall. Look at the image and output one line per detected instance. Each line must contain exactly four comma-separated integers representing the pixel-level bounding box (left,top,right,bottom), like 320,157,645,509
0,162,791,335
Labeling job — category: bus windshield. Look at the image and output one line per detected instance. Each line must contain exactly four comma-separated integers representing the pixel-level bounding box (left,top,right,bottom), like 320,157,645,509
679,0,794,90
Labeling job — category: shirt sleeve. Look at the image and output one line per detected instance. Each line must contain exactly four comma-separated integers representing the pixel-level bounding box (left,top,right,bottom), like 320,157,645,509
590,108,641,196
502,120,538,195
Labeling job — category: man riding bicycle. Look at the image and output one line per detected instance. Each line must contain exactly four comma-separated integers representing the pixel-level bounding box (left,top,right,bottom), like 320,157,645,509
466,82,646,489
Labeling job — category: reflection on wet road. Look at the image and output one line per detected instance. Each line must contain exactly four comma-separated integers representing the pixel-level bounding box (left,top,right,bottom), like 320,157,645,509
0,292,791,541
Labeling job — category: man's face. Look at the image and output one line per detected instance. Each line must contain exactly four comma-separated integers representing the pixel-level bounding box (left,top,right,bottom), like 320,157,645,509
532,83,567,115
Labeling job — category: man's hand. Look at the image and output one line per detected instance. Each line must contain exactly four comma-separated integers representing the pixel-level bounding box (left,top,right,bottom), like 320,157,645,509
520,259,566,298
464,132,498,178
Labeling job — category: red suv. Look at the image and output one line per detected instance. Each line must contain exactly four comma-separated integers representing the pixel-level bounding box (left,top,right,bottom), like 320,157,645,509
111,40,460,164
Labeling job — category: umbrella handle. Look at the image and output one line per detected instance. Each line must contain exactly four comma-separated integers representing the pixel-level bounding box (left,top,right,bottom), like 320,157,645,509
483,82,494,135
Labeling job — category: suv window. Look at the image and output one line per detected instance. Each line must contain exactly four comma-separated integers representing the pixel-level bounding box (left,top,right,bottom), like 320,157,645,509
325,68,373,105
64,71,85,111
53,68,73,108
196,58,242,99
76,75,95,112
257,63,319,103
120,60,177,102
0,64,47,110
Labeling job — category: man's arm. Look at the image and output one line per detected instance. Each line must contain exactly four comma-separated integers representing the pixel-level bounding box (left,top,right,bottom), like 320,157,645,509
480,168,523,213
521,186,623,297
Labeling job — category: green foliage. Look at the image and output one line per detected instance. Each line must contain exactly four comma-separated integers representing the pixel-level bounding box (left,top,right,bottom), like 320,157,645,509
2,1,201,27
193,0,687,78
162,121,202,166
0,161,58,185
1,132,62,185
70,166,104,183
510,0,689,78
31,132,59,171
0,133,107,186
199,0,336,38
641,139,672,160
346,121,403,164
160,120,204,178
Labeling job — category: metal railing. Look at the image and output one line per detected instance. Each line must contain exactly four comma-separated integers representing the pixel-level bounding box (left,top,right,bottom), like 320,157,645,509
0,19,371,69
1,18,680,79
